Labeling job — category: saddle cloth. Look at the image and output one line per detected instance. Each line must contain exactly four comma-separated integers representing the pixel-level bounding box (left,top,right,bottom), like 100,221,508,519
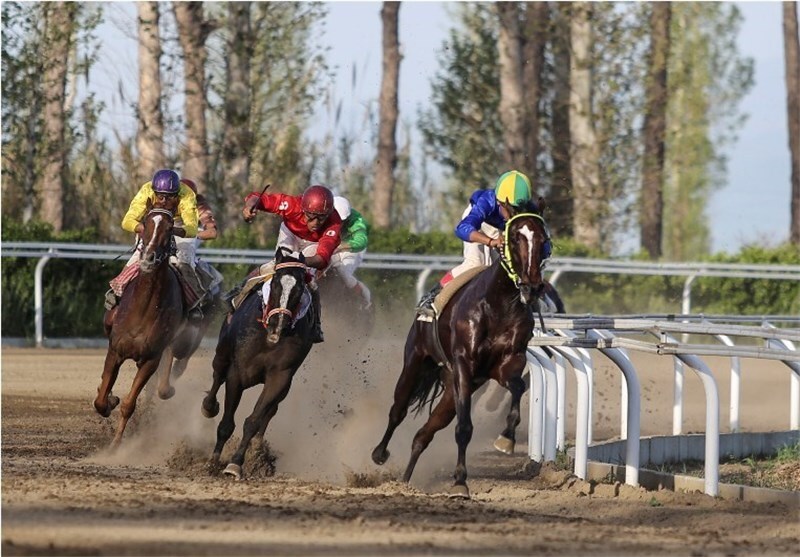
416,265,489,322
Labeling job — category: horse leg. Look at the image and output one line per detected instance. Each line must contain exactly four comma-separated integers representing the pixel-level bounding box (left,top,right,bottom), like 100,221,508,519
254,404,279,449
371,349,431,466
451,365,474,499
94,349,123,417
401,387,456,483
202,345,231,419
111,357,160,448
493,356,529,455
156,346,176,400
224,369,293,481
209,374,243,474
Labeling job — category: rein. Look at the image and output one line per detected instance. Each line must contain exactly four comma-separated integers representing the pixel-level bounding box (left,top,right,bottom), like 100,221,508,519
498,212,551,332
499,212,548,285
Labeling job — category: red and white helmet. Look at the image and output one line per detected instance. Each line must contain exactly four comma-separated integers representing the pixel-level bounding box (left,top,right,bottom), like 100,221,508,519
301,185,334,216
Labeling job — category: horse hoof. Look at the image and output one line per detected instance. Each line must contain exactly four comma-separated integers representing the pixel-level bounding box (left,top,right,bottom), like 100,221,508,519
201,397,219,418
158,386,176,400
448,484,470,499
206,457,222,476
493,435,515,455
172,360,188,378
223,463,243,480
371,447,389,466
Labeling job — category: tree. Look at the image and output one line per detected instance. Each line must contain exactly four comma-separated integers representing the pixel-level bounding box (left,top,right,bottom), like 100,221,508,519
373,1,401,230
784,1,800,244
219,2,252,229
136,1,165,178
569,1,601,250
548,2,574,237
521,2,548,187
39,2,77,232
418,3,503,215
640,2,671,259
662,3,753,260
496,2,526,171
173,2,217,187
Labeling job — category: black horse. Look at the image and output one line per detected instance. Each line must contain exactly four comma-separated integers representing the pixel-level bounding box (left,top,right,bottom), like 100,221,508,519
371,202,552,498
202,247,315,479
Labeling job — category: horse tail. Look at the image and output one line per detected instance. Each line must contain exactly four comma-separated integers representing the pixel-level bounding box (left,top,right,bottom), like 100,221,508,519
543,281,566,313
408,364,444,418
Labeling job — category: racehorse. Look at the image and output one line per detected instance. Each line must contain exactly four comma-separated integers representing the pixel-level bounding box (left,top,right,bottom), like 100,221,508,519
94,198,189,447
202,247,315,480
371,202,552,498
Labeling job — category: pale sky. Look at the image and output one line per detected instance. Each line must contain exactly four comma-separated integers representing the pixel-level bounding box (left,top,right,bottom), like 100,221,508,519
94,1,794,255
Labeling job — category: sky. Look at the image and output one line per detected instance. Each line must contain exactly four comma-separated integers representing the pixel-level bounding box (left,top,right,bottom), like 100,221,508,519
94,1,794,255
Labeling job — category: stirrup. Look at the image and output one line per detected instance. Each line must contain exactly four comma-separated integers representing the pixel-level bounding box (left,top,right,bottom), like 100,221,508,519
188,306,204,321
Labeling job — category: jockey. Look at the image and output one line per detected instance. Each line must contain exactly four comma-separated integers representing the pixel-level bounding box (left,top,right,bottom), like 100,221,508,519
328,196,372,309
171,178,223,316
104,169,202,319
241,184,342,343
417,170,550,315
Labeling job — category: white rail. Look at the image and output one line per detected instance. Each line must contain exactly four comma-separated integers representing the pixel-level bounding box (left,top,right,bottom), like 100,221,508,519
525,317,799,497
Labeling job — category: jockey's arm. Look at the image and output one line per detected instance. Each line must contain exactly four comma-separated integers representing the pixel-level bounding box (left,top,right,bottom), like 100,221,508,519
304,254,328,270
468,230,502,248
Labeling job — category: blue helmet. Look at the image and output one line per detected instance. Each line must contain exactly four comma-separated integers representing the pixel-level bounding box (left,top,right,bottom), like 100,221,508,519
151,169,181,194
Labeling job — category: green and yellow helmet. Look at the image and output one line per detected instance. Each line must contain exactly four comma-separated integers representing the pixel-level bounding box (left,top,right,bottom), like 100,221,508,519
494,170,532,206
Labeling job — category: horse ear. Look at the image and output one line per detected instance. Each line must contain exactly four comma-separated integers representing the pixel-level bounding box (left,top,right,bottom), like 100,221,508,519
146,198,153,212
500,200,516,217
537,196,547,214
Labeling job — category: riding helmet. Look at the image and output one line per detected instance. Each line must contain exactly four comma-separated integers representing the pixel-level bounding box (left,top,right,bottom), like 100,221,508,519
301,185,334,216
495,170,531,206
151,169,181,195
333,196,351,221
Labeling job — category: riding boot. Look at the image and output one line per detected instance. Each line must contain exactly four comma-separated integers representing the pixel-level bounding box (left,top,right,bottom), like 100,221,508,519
178,262,206,321
104,288,119,310
310,286,324,343
416,283,442,317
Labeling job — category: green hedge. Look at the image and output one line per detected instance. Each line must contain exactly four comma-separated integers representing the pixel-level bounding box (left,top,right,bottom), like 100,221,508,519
2,219,798,338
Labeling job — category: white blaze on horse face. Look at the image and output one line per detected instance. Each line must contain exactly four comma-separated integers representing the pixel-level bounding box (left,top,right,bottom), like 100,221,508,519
279,274,297,308
518,224,537,278
144,214,165,254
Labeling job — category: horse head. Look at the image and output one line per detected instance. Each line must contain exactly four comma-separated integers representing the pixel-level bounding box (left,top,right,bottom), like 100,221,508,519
499,200,551,306
139,199,175,273
264,247,309,345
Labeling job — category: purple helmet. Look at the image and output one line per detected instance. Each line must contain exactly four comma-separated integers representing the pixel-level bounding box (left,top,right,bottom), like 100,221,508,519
151,169,181,195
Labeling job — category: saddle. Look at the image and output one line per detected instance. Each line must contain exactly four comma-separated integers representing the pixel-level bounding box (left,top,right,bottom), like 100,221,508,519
416,265,488,323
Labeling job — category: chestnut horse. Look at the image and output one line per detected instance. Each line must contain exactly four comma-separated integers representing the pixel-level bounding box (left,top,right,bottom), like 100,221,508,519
371,203,552,498
94,200,189,446
202,247,315,480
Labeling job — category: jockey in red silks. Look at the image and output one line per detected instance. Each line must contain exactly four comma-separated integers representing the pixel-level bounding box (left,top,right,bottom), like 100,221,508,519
239,184,342,343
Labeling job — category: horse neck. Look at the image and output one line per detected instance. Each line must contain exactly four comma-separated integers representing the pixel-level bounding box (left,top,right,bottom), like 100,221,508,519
130,260,173,310
484,260,521,304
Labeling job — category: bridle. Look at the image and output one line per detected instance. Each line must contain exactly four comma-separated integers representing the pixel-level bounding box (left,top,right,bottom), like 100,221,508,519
139,207,175,272
264,261,308,322
498,212,550,288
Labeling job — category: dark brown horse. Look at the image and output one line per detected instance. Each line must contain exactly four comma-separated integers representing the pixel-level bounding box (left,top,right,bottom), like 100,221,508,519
202,247,315,480
371,203,552,498
94,200,188,447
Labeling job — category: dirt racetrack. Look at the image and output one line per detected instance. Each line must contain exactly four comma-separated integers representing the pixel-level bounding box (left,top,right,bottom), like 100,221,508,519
2,323,799,556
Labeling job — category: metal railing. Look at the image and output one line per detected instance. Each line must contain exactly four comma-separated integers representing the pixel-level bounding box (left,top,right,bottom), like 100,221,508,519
2,241,799,347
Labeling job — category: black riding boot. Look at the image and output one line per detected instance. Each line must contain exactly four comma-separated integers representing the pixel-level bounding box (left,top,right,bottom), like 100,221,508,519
310,286,324,343
416,283,443,317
